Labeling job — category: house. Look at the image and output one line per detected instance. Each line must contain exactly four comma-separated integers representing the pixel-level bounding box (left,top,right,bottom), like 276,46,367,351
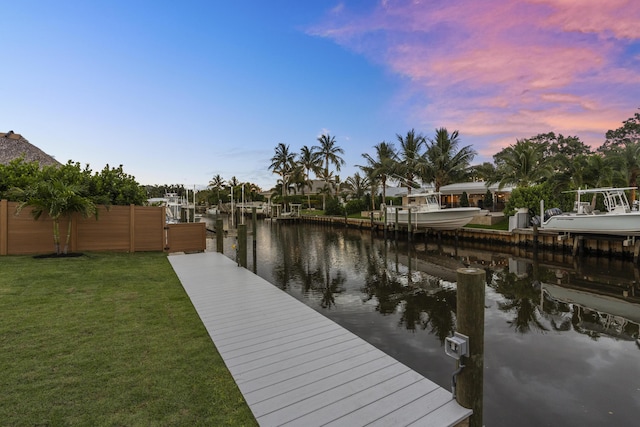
439,182,513,210
0,131,60,167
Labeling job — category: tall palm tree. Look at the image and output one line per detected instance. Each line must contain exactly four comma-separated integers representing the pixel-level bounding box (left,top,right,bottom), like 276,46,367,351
289,164,307,196
493,139,553,188
269,143,297,206
299,145,322,208
313,133,345,208
360,165,380,210
360,141,397,205
208,174,225,205
423,128,476,191
396,129,427,193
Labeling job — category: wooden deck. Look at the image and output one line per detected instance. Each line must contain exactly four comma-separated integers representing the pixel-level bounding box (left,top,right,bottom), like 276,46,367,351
168,252,471,427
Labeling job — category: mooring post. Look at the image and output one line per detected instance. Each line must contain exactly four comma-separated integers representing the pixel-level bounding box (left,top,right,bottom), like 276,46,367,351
455,267,485,427
215,219,224,253
532,224,539,252
252,207,257,272
394,208,399,241
237,224,247,268
407,209,412,241
383,207,387,240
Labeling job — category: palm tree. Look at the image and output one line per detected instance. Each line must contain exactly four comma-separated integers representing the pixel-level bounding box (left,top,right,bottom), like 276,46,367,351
609,142,640,201
396,129,427,193
15,179,97,255
360,165,380,210
423,128,476,191
493,139,553,188
313,133,345,208
343,172,369,200
360,142,397,205
299,145,322,208
269,143,297,207
208,174,225,205
289,164,307,196
468,162,497,183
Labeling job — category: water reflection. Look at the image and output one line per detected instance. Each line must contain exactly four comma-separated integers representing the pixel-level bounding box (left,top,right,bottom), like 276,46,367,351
209,218,640,426
491,263,550,333
359,241,459,342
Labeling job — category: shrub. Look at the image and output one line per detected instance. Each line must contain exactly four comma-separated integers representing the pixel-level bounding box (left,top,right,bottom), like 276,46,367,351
460,191,469,207
504,183,560,216
324,198,345,216
345,199,366,215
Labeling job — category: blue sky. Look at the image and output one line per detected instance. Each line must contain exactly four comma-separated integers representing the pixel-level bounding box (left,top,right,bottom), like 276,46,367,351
2,1,639,190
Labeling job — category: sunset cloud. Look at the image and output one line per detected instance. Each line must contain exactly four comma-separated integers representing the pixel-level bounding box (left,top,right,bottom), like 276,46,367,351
309,0,640,156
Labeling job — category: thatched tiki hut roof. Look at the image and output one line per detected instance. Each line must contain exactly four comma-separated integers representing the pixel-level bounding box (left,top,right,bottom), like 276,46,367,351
0,131,60,167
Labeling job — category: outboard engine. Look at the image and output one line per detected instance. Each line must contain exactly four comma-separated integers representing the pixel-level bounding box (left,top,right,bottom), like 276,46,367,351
528,209,541,226
544,207,562,221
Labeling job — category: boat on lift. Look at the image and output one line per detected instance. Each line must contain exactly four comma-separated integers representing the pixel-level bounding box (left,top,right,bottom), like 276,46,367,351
384,192,481,231
538,187,640,235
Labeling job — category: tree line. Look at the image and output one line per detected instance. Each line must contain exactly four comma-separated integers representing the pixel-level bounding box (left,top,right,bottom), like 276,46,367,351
258,110,640,215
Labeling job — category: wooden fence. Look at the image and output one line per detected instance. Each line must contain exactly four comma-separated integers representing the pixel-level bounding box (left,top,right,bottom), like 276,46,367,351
0,200,206,255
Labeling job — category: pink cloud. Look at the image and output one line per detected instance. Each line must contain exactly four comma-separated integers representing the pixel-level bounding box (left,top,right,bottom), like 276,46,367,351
309,0,640,156
532,0,640,39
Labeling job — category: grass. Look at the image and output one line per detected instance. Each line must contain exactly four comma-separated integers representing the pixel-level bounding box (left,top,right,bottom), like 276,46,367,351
0,252,257,426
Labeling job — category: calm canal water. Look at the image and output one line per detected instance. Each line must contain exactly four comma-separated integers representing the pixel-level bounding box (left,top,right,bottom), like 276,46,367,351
206,216,640,426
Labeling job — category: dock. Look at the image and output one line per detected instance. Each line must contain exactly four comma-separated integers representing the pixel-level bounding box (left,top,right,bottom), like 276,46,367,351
168,252,471,427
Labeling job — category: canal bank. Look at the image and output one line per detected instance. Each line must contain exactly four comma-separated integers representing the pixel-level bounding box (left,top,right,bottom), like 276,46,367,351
295,215,640,260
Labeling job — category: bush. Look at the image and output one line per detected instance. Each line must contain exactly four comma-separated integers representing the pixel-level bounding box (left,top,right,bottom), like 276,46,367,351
324,198,345,216
483,189,493,209
460,191,469,207
345,199,366,215
504,183,561,216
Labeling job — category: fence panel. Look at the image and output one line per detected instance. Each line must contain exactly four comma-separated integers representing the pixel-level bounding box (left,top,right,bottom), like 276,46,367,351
0,201,204,255
134,206,165,252
165,223,206,253
76,206,131,252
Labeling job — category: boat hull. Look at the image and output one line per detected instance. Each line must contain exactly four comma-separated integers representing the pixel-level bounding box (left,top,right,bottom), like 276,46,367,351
540,212,640,235
385,208,480,230
541,212,640,235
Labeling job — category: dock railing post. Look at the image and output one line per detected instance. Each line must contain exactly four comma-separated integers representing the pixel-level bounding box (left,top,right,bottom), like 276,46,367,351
215,219,224,253
252,207,257,273
455,267,485,427
238,224,247,268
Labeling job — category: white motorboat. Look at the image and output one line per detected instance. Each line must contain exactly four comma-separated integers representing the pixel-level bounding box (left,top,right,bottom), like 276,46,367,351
538,187,640,235
384,192,481,230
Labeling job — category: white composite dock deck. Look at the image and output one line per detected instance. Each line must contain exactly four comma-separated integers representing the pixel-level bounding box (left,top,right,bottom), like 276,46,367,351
168,252,471,427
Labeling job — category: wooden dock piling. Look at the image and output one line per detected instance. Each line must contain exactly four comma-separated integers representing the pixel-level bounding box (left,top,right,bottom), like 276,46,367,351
237,224,247,268
455,267,485,427
215,219,224,253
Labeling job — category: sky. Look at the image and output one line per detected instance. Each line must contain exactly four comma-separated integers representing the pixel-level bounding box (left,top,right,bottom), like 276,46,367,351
2,0,639,191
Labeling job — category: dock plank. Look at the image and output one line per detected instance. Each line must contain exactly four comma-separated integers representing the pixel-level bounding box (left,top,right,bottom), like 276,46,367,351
168,252,471,427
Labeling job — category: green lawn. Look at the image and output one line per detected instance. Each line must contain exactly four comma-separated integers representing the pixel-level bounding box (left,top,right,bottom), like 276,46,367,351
0,252,257,426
